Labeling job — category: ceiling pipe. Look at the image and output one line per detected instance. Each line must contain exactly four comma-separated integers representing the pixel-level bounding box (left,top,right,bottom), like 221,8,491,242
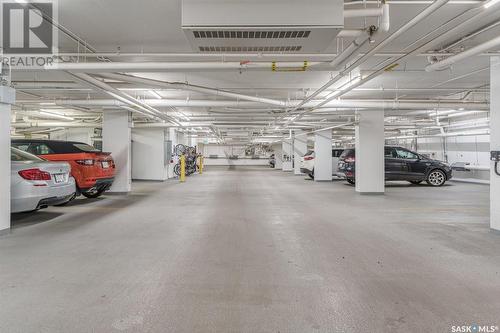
293,0,498,123
54,51,500,60
66,72,181,125
337,29,367,38
426,35,500,71
44,61,322,73
344,7,385,18
288,0,444,114
36,98,488,110
67,72,159,120
99,73,288,108
12,122,100,128
330,30,372,69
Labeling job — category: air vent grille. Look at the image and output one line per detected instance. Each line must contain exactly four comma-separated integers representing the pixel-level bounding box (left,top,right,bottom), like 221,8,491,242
193,30,311,39
199,46,302,52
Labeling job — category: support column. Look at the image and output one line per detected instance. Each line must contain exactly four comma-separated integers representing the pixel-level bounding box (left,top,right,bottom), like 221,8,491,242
132,128,168,181
355,110,385,194
282,138,293,171
0,86,15,233
314,129,332,181
491,56,500,231
274,143,283,170
103,111,131,193
294,130,307,175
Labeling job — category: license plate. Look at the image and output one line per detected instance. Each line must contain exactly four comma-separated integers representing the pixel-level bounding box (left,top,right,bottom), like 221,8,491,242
101,161,110,169
54,174,65,183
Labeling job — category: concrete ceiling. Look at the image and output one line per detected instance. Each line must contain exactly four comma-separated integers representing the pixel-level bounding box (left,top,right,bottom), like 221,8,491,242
8,0,499,142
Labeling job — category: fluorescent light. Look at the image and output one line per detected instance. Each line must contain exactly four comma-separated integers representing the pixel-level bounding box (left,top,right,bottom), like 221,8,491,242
149,90,163,99
39,102,56,106
484,0,500,8
39,110,74,121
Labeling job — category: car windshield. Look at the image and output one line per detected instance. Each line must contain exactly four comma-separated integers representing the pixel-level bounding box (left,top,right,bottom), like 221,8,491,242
304,150,314,156
11,147,44,162
73,143,100,152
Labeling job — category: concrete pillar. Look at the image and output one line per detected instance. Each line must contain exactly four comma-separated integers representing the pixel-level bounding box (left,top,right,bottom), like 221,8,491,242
167,128,177,179
102,111,131,193
491,56,500,231
282,138,293,171
314,129,332,181
294,131,307,175
355,110,385,194
0,86,15,233
273,143,283,169
132,128,168,181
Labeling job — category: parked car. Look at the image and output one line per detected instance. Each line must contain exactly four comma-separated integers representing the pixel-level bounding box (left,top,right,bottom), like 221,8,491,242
300,149,344,180
11,147,76,213
12,139,115,198
338,146,453,186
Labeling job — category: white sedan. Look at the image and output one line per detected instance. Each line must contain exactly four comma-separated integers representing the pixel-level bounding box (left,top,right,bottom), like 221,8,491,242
11,147,76,213
299,149,345,180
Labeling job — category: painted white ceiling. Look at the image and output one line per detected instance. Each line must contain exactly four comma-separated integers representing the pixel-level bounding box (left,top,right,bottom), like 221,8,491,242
9,0,499,141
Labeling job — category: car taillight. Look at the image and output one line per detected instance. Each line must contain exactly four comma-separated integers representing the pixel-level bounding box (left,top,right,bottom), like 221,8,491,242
304,156,314,161
76,159,95,166
345,157,355,163
18,168,51,181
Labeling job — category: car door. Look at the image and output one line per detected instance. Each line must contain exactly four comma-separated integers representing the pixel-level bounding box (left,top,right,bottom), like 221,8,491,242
384,147,404,180
393,148,423,180
406,150,429,180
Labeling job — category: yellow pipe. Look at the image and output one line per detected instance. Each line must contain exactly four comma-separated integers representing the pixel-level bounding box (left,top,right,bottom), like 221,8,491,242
180,155,186,182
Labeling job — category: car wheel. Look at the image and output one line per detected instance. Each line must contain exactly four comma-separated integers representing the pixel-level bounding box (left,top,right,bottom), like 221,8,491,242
347,179,355,185
308,171,314,180
426,170,446,187
409,180,423,185
82,188,106,199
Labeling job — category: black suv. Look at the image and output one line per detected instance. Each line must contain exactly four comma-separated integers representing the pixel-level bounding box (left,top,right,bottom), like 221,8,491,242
338,146,453,186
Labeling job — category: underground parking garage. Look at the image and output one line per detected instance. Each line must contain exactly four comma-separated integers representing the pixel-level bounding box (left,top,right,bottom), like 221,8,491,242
1,0,500,332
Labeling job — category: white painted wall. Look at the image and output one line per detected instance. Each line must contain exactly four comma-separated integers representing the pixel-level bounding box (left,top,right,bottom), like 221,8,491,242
416,135,490,166
132,128,168,181
202,144,270,166
103,111,131,193
415,135,490,181
50,128,95,144
282,139,293,171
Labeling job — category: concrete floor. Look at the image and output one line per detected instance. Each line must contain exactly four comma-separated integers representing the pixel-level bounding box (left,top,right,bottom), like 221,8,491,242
1,166,499,333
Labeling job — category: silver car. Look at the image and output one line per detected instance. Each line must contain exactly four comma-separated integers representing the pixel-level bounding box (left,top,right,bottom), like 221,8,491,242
11,147,76,213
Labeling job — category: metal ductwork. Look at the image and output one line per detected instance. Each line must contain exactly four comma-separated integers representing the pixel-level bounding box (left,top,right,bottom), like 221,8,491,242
181,0,344,53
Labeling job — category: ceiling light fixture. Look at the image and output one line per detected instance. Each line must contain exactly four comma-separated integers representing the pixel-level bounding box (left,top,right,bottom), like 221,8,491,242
484,0,500,8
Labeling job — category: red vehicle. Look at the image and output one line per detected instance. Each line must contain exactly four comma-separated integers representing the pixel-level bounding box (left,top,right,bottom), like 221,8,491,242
12,140,115,198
